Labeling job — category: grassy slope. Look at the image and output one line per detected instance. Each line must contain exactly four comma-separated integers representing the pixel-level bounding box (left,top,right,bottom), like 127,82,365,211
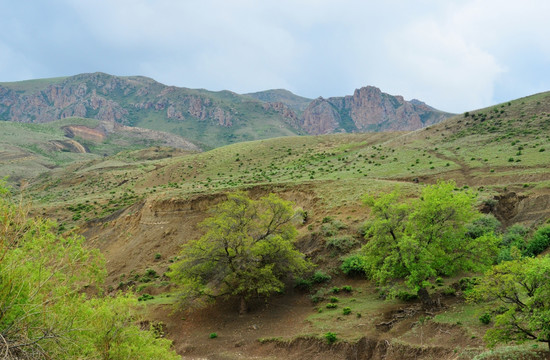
16,91,550,359
0,76,68,93
0,117,197,184
23,90,550,224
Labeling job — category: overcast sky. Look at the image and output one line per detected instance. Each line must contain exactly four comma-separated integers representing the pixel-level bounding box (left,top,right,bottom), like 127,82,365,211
0,0,548,113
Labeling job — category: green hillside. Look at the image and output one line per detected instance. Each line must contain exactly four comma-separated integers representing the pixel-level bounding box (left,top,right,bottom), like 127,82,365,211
7,90,550,360
245,88,313,112
0,117,198,184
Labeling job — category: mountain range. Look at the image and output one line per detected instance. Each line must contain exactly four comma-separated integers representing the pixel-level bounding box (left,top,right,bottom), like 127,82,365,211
0,72,453,148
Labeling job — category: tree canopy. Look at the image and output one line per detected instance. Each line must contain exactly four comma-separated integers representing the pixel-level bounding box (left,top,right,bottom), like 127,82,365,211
168,192,311,313
359,181,499,294
472,255,550,351
0,179,179,359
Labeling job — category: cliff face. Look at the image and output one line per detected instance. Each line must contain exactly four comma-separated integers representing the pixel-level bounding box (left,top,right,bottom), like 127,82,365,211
0,73,233,126
300,86,452,135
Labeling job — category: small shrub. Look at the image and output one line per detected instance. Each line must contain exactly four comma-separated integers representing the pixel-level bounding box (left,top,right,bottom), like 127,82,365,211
330,287,341,294
324,332,337,344
295,277,313,291
326,235,358,252
209,332,218,339
326,303,338,309
329,296,339,303
137,293,155,302
310,288,327,303
523,225,550,257
435,277,444,286
154,253,162,260
458,277,480,292
442,287,456,296
145,268,158,277
479,313,491,325
396,290,418,302
341,254,368,276
342,307,352,315
341,285,353,293
465,214,501,239
321,223,338,237
312,271,331,284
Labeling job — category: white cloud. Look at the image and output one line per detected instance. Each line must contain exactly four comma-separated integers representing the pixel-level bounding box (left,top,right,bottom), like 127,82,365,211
1,0,550,111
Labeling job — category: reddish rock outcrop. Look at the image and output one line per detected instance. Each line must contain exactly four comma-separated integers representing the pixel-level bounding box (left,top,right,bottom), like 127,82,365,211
300,86,451,135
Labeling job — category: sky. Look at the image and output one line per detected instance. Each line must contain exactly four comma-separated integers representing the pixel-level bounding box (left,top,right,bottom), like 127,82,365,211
0,0,549,113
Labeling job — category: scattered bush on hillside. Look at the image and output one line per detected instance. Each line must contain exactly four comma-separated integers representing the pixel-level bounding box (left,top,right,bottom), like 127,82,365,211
465,214,501,239
342,307,352,315
326,235,358,252
294,277,313,291
341,253,368,277
311,271,332,284
523,225,550,257
324,332,338,344
479,313,491,325
341,285,353,293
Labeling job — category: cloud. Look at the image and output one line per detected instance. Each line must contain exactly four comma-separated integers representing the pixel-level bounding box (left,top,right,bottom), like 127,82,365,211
0,0,549,112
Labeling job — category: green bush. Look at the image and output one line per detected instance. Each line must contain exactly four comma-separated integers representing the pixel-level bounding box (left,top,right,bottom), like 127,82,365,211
341,254,368,276
138,294,155,302
465,214,500,239
312,271,331,284
396,290,418,302
523,225,550,257
324,332,337,344
458,277,480,291
309,288,327,303
209,332,218,339
330,287,341,294
442,287,456,296
329,296,339,303
479,313,491,325
341,285,353,293
294,277,313,291
321,223,338,237
325,303,338,309
502,224,528,248
342,307,352,315
326,235,358,252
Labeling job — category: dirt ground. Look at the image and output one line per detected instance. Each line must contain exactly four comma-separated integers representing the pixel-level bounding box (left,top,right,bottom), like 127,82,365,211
145,290,488,360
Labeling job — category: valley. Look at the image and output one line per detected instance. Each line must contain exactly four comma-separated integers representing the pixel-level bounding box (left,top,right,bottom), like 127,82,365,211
1,81,550,359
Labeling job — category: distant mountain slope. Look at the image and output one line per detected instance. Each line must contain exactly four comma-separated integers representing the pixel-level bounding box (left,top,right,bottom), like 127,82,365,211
300,86,454,134
0,117,199,184
0,73,452,147
244,89,313,112
0,73,302,148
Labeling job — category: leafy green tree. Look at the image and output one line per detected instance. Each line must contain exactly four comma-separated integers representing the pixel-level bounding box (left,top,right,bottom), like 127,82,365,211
472,256,550,351
524,225,550,257
168,192,311,313
360,181,499,306
0,179,179,359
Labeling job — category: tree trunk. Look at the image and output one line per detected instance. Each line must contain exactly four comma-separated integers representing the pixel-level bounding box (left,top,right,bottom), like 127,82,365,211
239,296,248,315
418,287,438,310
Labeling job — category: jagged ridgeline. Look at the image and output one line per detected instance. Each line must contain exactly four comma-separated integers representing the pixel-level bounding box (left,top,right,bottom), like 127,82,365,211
0,73,453,148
